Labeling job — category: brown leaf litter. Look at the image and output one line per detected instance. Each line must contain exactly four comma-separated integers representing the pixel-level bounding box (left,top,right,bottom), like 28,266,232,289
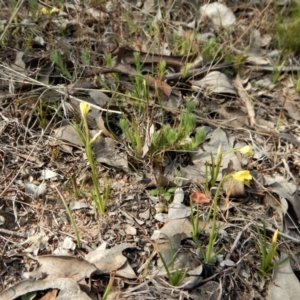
1,0,300,299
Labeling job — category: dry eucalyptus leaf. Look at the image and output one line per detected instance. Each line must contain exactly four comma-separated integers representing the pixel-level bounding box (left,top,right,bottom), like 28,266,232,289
40,169,59,180
190,191,210,204
0,278,91,300
269,255,300,300
156,233,183,269
37,255,97,281
11,51,26,72
123,224,137,235
246,55,270,65
85,242,107,263
22,235,49,255
217,106,249,127
93,137,128,171
232,75,256,126
192,71,236,95
200,3,236,28
25,182,47,198
88,90,110,107
86,243,135,275
221,160,245,197
159,218,193,239
222,177,245,197
96,115,116,139
115,261,137,279
53,125,84,147
190,281,221,300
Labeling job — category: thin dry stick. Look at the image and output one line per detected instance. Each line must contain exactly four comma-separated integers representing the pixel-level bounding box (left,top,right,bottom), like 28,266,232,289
225,222,253,260
0,228,28,238
0,63,122,115
0,0,24,42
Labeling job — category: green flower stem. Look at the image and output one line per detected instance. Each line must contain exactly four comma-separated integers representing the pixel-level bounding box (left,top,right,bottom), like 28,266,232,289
83,115,90,141
261,231,277,272
204,174,231,262
205,177,223,261
82,114,105,213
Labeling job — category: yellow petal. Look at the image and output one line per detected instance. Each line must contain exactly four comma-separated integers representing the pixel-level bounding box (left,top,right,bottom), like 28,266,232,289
80,102,90,118
231,170,252,183
217,144,222,156
50,7,60,14
41,7,50,15
272,229,279,244
239,145,253,155
90,130,103,144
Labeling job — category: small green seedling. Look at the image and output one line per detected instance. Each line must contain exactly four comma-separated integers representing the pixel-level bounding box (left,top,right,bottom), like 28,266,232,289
50,50,73,80
158,242,187,286
255,224,289,275
149,186,176,201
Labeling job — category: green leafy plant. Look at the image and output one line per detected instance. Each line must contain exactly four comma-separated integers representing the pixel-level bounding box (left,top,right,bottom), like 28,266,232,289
104,53,113,67
151,102,206,153
194,145,254,262
190,199,208,260
50,50,73,80
272,4,300,55
157,60,167,80
149,186,176,201
74,102,110,213
120,102,206,161
124,11,138,35
22,291,36,300
205,145,253,191
157,241,187,286
271,60,285,84
130,52,150,100
255,224,288,275
28,0,38,20
119,117,143,152
102,273,115,300
201,37,223,61
0,0,22,44
171,31,195,56
36,98,48,130
69,175,85,199
81,48,90,65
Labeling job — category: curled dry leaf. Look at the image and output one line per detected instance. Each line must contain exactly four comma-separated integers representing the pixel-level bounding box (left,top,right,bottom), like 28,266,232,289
192,71,236,95
190,191,210,204
0,278,91,300
232,75,256,126
217,106,249,127
200,3,236,28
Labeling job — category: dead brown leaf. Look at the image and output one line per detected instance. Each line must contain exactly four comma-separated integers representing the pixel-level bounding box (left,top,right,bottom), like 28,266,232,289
190,191,210,204
232,75,256,126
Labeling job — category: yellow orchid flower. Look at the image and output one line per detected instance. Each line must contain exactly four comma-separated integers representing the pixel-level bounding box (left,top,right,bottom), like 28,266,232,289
41,6,60,16
231,170,252,183
41,7,50,15
80,102,90,118
239,145,253,155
